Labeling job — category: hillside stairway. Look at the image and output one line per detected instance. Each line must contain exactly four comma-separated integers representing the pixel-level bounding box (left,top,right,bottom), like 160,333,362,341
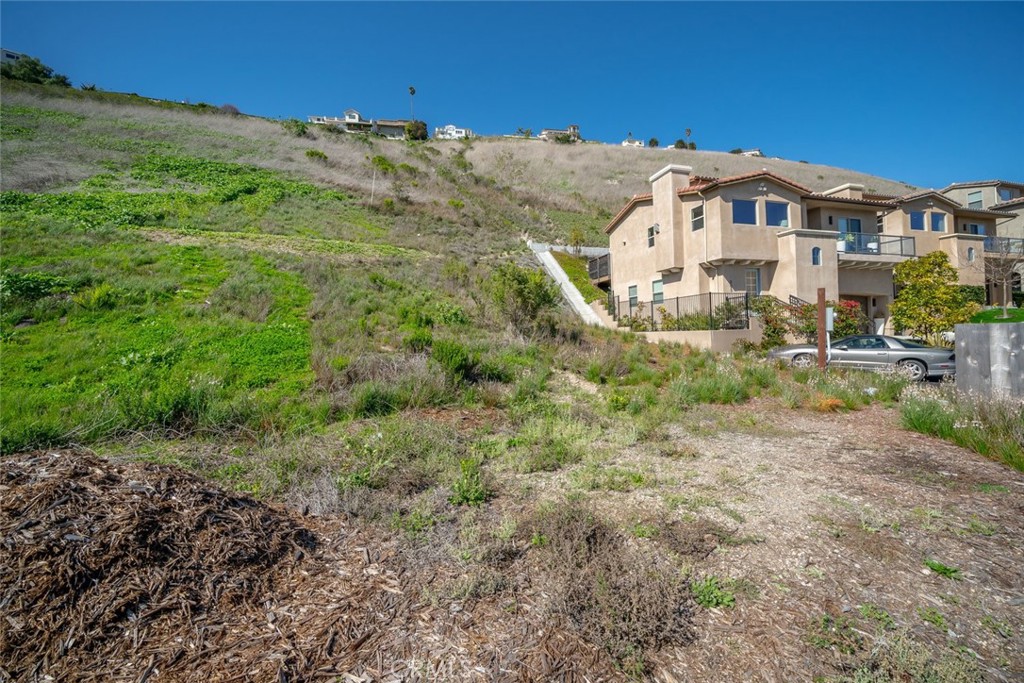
528,241,607,328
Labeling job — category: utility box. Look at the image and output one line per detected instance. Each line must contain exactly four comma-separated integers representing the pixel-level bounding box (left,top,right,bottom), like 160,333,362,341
955,322,1023,398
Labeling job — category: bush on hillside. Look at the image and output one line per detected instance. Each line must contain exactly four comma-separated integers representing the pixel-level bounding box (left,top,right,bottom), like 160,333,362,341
0,55,71,87
490,263,560,334
405,120,428,141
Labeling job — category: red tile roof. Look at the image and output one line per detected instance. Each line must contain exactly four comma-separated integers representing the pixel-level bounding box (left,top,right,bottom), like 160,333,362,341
991,197,1024,210
603,193,653,234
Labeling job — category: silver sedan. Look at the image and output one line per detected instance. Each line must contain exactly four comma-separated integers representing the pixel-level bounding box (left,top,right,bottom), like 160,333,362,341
766,335,955,381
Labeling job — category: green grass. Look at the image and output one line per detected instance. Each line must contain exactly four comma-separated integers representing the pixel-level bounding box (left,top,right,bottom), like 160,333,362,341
970,307,1024,323
551,250,605,304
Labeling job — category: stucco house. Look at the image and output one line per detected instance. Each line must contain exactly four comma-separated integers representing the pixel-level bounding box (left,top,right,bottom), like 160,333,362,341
306,109,409,138
597,165,1019,335
539,124,580,142
434,124,474,140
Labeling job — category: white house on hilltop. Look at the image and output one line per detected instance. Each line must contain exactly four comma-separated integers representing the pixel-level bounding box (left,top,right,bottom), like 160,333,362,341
434,124,474,140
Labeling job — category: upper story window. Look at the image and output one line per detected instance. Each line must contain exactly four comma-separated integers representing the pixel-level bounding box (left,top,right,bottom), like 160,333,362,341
998,187,1014,202
691,205,704,231
910,211,925,230
647,225,657,248
811,247,821,266
931,212,946,232
967,190,983,209
733,199,757,225
838,217,862,234
652,279,664,304
967,247,976,263
766,201,789,227
964,223,985,235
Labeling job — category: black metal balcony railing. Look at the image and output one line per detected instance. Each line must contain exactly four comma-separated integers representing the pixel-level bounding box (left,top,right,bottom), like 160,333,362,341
984,236,1024,255
836,233,916,257
588,254,611,281
609,291,751,332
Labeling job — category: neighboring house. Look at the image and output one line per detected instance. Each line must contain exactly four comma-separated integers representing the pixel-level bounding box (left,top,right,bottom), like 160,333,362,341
1,48,25,65
941,180,1024,240
306,109,406,138
374,119,411,140
598,165,1019,335
434,124,474,140
539,124,580,142
622,136,644,148
740,149,764,157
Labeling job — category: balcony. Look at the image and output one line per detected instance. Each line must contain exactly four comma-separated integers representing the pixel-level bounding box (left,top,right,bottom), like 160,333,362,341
984,236,1024,256
836,233,915,256
587,254,611,285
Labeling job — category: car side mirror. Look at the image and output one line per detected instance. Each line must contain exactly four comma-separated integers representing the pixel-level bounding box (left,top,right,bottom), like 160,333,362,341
835,345,848,351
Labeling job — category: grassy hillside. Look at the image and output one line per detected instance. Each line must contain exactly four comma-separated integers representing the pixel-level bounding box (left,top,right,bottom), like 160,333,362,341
3,81,1021,681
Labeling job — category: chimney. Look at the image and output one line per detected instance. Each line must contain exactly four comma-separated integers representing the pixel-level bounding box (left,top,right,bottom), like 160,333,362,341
649,165,691,273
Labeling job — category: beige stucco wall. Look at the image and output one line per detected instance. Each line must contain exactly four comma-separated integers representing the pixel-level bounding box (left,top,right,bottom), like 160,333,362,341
775,230,840,301
637,327,762,353
607,201,658,303
651,166,689,273
939,234,987,286
704,180,804,264
806,206,880,234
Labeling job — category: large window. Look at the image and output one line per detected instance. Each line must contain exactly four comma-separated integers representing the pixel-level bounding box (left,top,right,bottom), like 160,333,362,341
931,212,946,232
628,285,638,308
744,268,761,296
691,204,704,230
967,190,983,209
910,211,925,230
652,279,664,304
733,199,757,225
811,247,821,266
964,223,985,235
838,217,862,234
998,187,1013,202
766,201,789,227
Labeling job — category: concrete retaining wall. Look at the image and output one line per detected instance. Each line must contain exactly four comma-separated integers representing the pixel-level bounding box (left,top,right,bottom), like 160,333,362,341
955,323,1024,397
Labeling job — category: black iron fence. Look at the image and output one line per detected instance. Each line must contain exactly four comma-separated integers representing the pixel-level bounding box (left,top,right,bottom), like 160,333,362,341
588,254,611,280
609,291,752,331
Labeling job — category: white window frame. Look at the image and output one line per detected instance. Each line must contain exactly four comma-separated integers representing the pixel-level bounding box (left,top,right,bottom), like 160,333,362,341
733,199,757,225
931,212,946,232
910,211,925,231
691,204,704,231
628,285,638,308
744,268,762,296
652,279,664,304
967,190,983,209
766,201,789,227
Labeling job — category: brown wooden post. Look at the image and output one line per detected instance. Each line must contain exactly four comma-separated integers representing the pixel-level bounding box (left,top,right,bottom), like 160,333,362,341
817,287,827,370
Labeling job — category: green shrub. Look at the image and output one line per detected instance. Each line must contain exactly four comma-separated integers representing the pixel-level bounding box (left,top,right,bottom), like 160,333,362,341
402,326,433,353
692,576,736,608
450,458,491,506
370,155,396,174
0,271,71,302
281,118,309,137
431,339,476,381
447,198,465,210
305,149,328,162
72,282,117,310
490,263,560,333
352,382,404,417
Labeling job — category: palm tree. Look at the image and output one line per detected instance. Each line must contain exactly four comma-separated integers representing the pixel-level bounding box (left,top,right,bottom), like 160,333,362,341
409,86,416,119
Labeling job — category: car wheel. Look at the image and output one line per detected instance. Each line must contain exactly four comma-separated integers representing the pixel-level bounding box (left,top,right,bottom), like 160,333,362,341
792,353,814,368
897,359,927,381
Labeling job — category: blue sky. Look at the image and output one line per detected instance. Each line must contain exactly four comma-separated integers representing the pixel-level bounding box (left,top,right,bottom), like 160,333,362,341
2,2,1022,189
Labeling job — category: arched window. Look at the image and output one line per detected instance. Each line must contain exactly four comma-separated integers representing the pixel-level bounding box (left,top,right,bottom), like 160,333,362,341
967,247,976,263
811,246,821,266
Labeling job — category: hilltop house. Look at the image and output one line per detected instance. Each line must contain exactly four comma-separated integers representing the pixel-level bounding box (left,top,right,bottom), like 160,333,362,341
434,124,474,140
596,165,1020,338
306,109,408,139
622,135,644,148
539,124,580,142
1,48,25,65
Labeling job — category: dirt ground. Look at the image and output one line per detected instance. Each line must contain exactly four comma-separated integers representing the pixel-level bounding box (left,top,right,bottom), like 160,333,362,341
2,401,1021,682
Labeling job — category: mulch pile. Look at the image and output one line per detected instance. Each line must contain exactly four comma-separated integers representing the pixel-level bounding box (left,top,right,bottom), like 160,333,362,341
0,453,623,682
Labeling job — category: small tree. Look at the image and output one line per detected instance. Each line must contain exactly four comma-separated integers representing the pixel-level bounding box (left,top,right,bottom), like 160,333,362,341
688,141,697,151
648,137,659,148
490,263,560,334
673,139,686,149
891,251,977,344
983,236,1024,318
568,227,585,255
405,120,428,141
0,55,71,87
